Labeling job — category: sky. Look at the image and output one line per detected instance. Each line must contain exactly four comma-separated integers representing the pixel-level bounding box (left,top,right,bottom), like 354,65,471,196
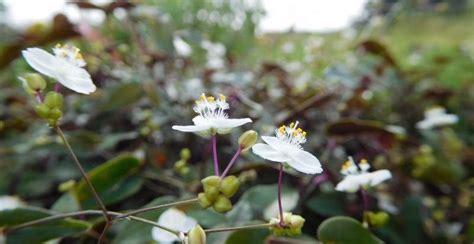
2,0,367,33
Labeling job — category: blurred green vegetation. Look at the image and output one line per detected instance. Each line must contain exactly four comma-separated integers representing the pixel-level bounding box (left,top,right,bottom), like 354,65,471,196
0,0,473,243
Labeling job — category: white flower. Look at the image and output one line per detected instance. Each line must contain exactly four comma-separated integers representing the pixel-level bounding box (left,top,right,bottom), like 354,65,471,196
22,44,96,94
251,122,322,174
0,195,24,211
173,36,192,57
172,93,252,136
151,208,197,244
416,106,458,130
335,158,391,193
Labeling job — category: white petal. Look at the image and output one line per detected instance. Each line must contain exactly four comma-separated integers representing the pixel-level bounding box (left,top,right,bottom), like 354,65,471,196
151,226,176,244
59,64,96,94
0,196,24,211
368,170,392,186
214,118,252,134
335,176,362,193
261,136,291,153
172,125,211,132
192,116,209,126
252,143,290,163
22,48,59,79
287,149,323,174
152,208,197,243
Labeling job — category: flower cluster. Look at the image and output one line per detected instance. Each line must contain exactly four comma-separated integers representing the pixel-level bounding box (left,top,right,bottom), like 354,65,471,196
336,158,392,193
198,175,240,213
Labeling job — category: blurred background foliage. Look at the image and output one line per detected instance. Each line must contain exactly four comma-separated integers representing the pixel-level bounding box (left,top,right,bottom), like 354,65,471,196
0,0,473,243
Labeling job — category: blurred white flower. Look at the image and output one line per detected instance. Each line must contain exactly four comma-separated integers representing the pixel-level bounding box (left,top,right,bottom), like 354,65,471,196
201,40,226,69
173,36,192,57
416,106,458,130
335,158,391,193
252,122,322,174
0,195,24,211
151,208,197,244
22,44,96,94
172,93,252,136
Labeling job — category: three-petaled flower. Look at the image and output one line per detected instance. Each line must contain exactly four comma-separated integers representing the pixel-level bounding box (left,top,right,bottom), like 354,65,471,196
172,93,252,136
22,44,96,94
252,122,322,174
335,158,391,193
416,106,458,130
151,208,197,244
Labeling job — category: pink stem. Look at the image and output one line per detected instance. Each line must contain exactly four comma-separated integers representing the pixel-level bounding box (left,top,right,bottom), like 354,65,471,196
212,135,220,176
361,188,369,211
278,164,284,226
35,91,43,103
221,146,243,178
54,83,62,92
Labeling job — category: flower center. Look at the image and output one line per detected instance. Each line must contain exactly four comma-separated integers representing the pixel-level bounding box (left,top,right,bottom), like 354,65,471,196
340,157,370,175
53,44,86,67
193,93,229,119
275,121,307,148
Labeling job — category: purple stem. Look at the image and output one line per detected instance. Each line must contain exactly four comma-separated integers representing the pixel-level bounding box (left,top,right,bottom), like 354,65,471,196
360,188,369,211
35,91,44,103
278,164,284,226
54,83,62,92
221,146,243,178
212,135,220,176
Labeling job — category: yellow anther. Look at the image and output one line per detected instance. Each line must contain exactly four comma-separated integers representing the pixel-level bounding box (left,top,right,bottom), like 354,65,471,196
219,94,226,102
360,159,368,165
278,126,286,135
290,122,295,128
75,52,84,61
55,43,62,49
207,96,215,102
341,160,352,170
302,131,307,137
200,94,206,101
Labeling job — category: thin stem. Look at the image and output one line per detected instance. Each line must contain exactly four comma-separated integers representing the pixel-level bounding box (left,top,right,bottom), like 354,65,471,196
212,135,220,176
361,188,369,211
5,210,179,236
55,127,111,243
277,164,284,226
54,83,62,92
35,91,43,103
115,198,199,219
220,146,243,178
204,223,273,233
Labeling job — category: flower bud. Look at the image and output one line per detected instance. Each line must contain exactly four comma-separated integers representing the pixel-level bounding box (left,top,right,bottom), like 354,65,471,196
180,148,191,160
238,130,258,151
187,225,206,244
44,91,63,109
198,193,213,208
201,176,221,193
35,104,50,119
269,212,305,237
213,195,232,213
367,211,389,227
220,175,240,197
24,73,46,91
48,108,63,120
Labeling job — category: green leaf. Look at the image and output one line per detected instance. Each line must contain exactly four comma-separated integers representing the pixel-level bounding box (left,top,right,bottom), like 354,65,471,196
100,83,142,111
225,228,270,244
0,207,90,244
317,216,384,244
81,176,143,209
306,192,346,216
74,154,143,204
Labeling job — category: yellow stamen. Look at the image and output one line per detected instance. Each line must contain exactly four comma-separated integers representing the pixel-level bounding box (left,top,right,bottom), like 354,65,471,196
290,122,295,128
219,94,226,102
360,159,368,165
207,96,215,102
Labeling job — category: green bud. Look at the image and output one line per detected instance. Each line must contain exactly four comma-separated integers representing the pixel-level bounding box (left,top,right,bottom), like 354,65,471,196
47,119,59,127
269,212,305,237
175,159,187,170
180,148,191,160
187,225,206,244
58,180,76,192
367,211,389,227
204,186,220,201
35,104,50,118
44,91,63,109
48,108,63,120
220,175,240,198
179,166,190,176
238,130,258,151
289,214,305,229
201,176,221,192
198,193,213,208
213,195,232,213
24,73,47,91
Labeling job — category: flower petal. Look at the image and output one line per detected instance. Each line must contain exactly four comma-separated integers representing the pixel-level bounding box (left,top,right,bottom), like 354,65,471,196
252,143,290,163
335,175,361,193
261,136,291,153
368,170,392,186
172,124,211,132
58,64,96,94
22,48,59,79
214,118,252,134
287,149,323,174
152,208,197,243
